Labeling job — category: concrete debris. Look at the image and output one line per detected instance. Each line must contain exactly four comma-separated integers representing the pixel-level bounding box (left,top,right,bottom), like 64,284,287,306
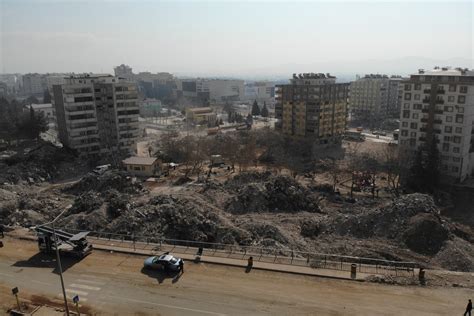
65,170,144,195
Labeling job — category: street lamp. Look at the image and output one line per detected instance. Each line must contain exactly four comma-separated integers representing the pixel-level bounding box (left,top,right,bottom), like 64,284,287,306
39,205,72,316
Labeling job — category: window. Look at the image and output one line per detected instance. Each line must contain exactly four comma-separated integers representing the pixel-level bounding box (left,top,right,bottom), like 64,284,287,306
453,157,461,162
446,116,452,122
453,147,460,153
452,166,459,172
456,115,463,123
445,126,452,133
442,143,450,151
402,110,410,118
414,84,421,90
414,94,420,100
410,122,418,129
410,131,417,137
404,103,410,109
412,113,419,119
444,106,453,112
460,86,468,93
448,96,455,102
401,130,408,136
413,104,422,110
458,107,464,113
134,166,141,171
449,85,456,92
443,136,450,142
404,93,412,100
404,84,412,91
453,136,461,143
458,95,466,104
455,127,462,134
402,122,408,127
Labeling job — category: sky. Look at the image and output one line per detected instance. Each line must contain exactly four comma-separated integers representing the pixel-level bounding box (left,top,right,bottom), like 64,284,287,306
0,0,473,78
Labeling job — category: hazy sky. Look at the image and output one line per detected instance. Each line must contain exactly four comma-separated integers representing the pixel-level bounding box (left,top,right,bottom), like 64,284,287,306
1,0,473,77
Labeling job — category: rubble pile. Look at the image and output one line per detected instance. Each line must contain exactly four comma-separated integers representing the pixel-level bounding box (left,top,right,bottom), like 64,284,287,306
0,142,83,184
225,172,320,214
65,170,144,195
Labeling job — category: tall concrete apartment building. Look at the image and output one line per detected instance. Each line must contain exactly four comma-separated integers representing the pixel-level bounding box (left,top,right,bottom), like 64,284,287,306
399,67,474,182
52,74,140,157
275,73,349,144
349,74,402,122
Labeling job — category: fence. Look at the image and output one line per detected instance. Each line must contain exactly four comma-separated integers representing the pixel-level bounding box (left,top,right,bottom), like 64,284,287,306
67,229,418,277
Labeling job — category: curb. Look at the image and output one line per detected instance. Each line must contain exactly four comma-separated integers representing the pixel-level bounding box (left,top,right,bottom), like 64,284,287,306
93,245,366,282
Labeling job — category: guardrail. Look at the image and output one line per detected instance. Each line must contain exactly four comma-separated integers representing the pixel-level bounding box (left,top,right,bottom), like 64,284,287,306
67,229,418,277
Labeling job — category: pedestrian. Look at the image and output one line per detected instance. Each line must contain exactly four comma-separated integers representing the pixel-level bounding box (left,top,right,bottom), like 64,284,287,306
179,259,184,273
0,224,4,239
465,299,472,316
247,256,253,269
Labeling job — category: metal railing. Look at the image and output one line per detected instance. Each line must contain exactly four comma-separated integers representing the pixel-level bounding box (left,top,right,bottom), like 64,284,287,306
66,229,418,277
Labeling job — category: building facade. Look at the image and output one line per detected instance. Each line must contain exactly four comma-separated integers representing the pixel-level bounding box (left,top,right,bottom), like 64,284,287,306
52,74,140,157
22,73,45,96
275,73,349,144
185,107,217,125
349,74,402,122
180,79,244,104
399,67,474,182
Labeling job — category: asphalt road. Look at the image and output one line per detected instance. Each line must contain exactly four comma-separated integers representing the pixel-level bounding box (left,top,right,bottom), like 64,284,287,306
0,238,472,315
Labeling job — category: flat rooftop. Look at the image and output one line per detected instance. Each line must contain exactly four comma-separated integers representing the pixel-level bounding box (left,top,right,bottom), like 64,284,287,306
122,156,157,165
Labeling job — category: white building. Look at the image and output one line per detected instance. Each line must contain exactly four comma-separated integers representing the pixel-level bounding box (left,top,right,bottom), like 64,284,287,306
180,78,244,103
399,67,474,182
51,74,140,157
244,81,275,103
22,73,45,96
349,74,402,122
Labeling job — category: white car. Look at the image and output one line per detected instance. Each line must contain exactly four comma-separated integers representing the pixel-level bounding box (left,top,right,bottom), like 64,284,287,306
143,254,183,271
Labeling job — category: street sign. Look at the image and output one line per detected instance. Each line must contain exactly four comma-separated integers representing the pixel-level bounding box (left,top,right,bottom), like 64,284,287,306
72,295,79,304
12,287,18,295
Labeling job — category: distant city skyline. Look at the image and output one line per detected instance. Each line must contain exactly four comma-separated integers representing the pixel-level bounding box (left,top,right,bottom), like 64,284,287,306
1,0,473,77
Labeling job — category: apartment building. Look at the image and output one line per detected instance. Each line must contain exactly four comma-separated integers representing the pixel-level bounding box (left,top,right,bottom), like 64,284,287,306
349,74,402,121
185,107,217,125
245,81,275,104
275,73,349,144
399,67,474,182
22,73,45,96
180,79,244,104
51,74,140,157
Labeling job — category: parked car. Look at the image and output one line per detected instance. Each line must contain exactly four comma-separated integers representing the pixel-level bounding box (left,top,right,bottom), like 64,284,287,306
143,253,183,271
372,130,387,136
93,164,111,174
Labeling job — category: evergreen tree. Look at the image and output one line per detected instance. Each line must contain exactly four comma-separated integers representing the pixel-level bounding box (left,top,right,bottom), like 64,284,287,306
261,101,269,117
251,100,260,116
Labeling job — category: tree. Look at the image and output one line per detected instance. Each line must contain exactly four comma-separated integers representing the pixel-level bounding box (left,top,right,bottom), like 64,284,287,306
24,95,39,105
43,89,52,103
251,100,260,116
406,135,440,193
261,101,269,117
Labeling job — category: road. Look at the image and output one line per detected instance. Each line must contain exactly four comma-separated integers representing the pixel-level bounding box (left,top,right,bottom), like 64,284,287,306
0,237,472,315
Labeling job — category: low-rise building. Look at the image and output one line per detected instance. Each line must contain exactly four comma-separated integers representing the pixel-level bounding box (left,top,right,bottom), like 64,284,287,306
31,103,55,122
186,107,217,125
122,156,161,176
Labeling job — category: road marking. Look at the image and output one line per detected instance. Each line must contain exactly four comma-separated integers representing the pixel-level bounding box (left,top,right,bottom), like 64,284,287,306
75,279,105,285
69,283,101,291
80,273,111,281
32,280,53,286
103,295,227,316
65,289,89,296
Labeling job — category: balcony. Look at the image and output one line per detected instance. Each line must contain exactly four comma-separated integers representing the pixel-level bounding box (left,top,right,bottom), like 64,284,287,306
421,118,428,123
436,89,445,94
436,99,444,104
419,137,426,142
423,89,431,94
421,108,429,113
434,119,442,124
435,109,443,114
422,98,431,103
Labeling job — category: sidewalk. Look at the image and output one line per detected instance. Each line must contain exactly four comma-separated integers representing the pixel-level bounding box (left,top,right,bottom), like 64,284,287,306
93,242,372,282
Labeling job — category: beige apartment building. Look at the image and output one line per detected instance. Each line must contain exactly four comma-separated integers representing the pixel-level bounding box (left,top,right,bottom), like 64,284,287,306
349,74,402,122
275,73,349,144
399,67,474,182
52,74,140,157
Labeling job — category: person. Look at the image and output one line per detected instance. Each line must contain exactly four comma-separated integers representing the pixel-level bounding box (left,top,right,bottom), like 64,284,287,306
247,256,253,269
465,299,472,316
179,259,184,273
0,224,4,238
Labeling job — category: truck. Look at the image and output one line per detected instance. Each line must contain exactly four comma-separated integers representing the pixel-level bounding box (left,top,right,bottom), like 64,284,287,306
344,131,365,141
33,226,93,258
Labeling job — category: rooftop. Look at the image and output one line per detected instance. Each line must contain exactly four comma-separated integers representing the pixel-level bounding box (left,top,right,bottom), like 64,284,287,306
186,107,214,113
31,103,52,109
122,156,157,166
414,67,474,76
